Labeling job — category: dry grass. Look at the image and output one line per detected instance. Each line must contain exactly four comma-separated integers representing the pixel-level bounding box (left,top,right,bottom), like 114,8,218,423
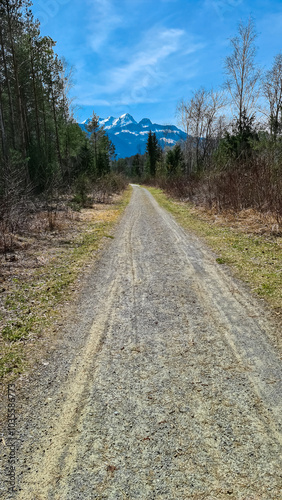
0,188,132,382
188,206,281,237
148,187,282,318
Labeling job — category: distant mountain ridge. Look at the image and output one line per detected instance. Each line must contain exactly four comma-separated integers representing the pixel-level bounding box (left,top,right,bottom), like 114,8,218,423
79,113,186,158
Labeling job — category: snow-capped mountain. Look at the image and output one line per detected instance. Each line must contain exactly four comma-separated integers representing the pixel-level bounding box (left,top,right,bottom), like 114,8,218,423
79,113,186,158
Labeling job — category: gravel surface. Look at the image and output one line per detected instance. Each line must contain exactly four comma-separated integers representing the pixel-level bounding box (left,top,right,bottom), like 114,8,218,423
1,185,282,499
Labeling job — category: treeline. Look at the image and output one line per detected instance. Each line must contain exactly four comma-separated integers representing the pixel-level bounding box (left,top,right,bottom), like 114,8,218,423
120,18,282,225
114,130,185,179
0,0,122,253
0,0,117,192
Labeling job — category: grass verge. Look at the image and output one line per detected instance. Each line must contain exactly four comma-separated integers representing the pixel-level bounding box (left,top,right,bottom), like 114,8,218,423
0,187,131,381
147,187,282,316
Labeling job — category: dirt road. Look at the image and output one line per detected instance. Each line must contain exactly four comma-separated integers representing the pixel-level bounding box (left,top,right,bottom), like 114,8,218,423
4,186,282,499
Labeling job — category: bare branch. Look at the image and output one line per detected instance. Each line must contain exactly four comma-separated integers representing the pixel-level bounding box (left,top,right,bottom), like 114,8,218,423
224,17,261,127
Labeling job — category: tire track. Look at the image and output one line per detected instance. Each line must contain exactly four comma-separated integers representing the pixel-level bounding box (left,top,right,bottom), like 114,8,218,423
12,185,282,500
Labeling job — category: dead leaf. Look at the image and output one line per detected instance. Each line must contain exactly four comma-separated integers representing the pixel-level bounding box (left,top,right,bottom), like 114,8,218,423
107,465,117,473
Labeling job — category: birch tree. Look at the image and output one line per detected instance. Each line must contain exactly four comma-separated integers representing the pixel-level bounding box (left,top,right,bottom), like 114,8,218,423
262,53,282,138
177,88,226,172
224,17,260,131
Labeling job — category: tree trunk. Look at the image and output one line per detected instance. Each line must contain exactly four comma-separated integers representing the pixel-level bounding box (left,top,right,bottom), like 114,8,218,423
0,87,8,161
51,85,62,171
5,0,27,158
30,41,41,147
0,24,16,149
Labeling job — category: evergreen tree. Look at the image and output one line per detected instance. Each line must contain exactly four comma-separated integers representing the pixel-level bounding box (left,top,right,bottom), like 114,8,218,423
218,108,258,161
86,112,100,171
145,131,161,177
114,158,128,175
132,153,142,177
87,112,116,177
166,144,185,176
0,0,90,196
96,133,115,177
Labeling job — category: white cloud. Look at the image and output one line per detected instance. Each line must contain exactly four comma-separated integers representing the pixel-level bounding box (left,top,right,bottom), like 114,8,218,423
86,0,123,52
76,20,204,108
91,28,188,96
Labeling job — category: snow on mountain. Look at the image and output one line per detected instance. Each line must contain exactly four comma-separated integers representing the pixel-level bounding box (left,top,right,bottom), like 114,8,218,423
139,118,152,127
98,116,116,129
79,114,186,158
112,113,137,128
81,118,91,125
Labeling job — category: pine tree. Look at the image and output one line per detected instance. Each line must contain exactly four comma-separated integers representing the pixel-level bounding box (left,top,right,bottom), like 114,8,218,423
86,112,116,177
145,131,161,177
166,144,184,176
132,153,142,177
0,0,115,209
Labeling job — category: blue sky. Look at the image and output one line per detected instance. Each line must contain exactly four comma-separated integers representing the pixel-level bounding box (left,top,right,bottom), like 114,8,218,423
33,0,282,127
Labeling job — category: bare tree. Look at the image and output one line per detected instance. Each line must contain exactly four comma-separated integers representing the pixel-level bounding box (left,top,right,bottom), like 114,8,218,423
224,17,261,130
177,88,226,172
262,53,282,138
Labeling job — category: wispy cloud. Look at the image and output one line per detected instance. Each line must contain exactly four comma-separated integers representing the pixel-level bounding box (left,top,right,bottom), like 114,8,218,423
86,0,123,52
204,0,243,20
84,27,203,106
109,29,185,90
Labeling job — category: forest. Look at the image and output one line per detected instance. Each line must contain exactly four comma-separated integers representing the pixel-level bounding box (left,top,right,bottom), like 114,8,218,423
0,0,125,256
0,2,282,260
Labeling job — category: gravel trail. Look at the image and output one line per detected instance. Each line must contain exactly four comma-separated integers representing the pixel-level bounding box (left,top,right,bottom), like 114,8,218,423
5,186,282,499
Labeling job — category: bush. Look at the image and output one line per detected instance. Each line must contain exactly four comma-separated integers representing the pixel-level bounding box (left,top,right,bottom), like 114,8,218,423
93,173,128,203
155,156,282,228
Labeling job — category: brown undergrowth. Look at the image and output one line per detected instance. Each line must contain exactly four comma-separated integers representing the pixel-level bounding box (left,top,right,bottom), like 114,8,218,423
0,188,131,382
188,205,281,237
148,187,282,333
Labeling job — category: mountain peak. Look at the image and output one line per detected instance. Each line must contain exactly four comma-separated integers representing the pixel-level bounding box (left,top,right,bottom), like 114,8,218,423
139,118,152,127
120,113,133,119
99,116,116,129
79,114,186,158
113,113,137,127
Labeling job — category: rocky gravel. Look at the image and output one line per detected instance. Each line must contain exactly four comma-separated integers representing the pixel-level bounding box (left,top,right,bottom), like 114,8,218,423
1,185,282,499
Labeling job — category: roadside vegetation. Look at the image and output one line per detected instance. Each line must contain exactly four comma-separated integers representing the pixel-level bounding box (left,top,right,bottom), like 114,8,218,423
118,18,282,324
0,1,130,380
148,187,282,323
117,19,281,238
0,1,125,259
0,186,131,381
